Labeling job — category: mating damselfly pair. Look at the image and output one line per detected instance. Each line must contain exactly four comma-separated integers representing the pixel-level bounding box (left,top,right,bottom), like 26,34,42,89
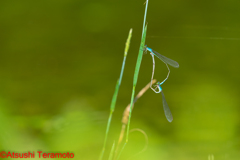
144,45,179,122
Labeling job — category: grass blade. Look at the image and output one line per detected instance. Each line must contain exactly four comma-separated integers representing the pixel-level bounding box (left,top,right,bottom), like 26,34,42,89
99,28,133,160
108,142,115,160
117,1,149,159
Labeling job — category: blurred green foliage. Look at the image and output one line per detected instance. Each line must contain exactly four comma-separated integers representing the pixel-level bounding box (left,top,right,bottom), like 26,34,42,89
0,0,240,159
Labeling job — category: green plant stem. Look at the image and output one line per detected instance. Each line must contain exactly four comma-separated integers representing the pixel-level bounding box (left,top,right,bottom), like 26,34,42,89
117,1,149,159
108,142,115,160
126,1,148,145
99,28,132,160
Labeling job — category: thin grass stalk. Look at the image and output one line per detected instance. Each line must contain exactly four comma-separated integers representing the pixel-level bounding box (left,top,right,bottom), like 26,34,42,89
99,28,133,160
126,2,149,142
108,142,115,160
125,24,147,141
117,26,147,160
117,1,149,159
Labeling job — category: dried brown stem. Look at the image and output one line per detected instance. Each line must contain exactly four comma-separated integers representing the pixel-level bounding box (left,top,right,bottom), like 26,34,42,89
114,79,157,159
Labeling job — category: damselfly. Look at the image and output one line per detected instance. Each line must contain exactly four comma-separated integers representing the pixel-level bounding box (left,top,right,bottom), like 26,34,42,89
145,45,179,93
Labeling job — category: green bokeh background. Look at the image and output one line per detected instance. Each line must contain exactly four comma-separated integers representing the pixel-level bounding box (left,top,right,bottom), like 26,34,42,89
0,0,240,160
